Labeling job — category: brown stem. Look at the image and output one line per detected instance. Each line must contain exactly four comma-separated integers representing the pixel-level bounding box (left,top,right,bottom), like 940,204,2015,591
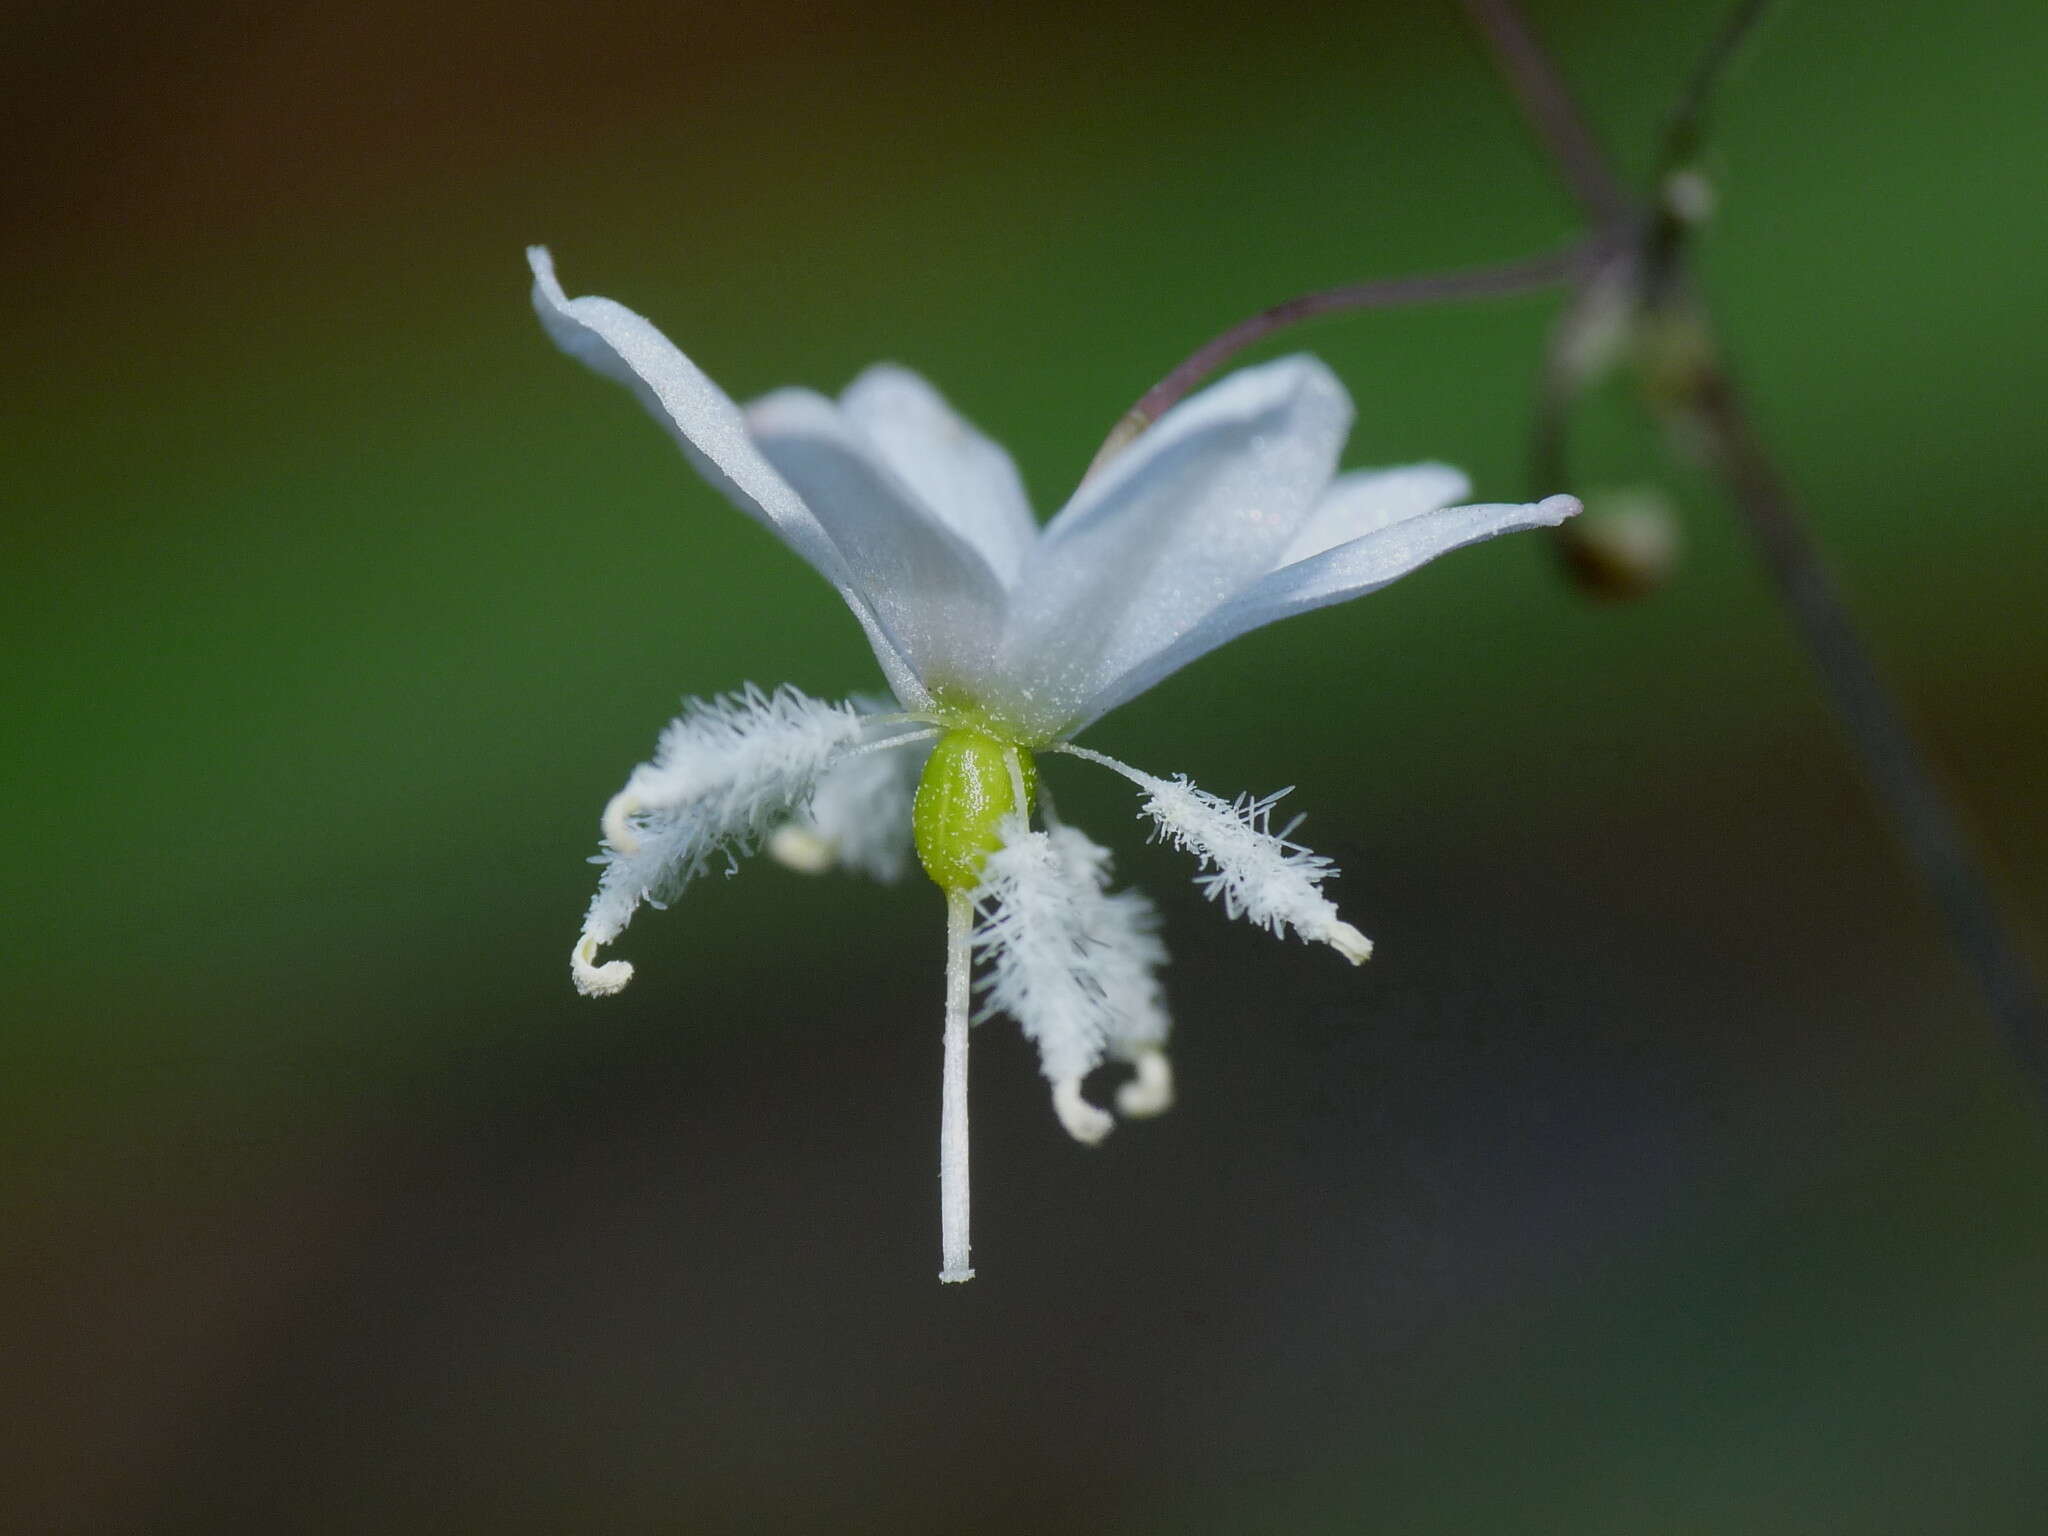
1479,0,2048,1103
1659,0,1779,172
1086,242,1593,478
1639,0,1780,301
1677,360,2048,1097
1456,0,1633,227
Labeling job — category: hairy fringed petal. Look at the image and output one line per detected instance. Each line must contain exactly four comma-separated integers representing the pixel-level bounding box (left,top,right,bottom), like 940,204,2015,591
972,819,1172,1141
769,698,931,881
1135,774,1373,965
1042,826,1170,1059
572,686,870,995
973,819,1113,1084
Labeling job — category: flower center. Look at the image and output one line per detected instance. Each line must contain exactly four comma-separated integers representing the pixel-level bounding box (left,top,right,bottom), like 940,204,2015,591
912,728,1038,893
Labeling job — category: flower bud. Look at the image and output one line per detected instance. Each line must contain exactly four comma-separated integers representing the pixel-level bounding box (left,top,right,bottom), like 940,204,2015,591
1662,167,1716,226
1555,486,1682,600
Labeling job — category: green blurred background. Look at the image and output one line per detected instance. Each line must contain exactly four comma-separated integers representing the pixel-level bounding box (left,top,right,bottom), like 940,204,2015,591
6,0,2046,1530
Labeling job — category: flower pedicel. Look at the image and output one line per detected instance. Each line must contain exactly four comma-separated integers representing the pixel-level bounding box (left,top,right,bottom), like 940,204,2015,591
530,247,1578,1282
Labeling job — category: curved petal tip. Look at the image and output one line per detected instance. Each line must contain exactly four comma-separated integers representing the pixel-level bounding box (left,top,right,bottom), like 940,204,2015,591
572,936,635,997
1116,1049,1176,1118
526,244,560,295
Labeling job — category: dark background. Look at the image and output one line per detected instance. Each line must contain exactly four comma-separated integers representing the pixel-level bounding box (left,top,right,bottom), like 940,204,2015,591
6,1,2046,1530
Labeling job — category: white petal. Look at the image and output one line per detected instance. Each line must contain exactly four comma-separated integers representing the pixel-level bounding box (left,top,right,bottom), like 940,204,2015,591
839,365,1039,585
1279,462,1470,566
1126,770,1370,963
769,702,931,882
746,388,1009,701
527,248,927,707
573,686,870,995
992,356,1353,740
1070,494,1581,729
1042,825,1171,1065
972,818,1114,1088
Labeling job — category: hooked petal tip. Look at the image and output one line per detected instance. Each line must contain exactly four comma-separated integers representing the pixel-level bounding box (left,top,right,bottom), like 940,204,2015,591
572,935,635,997
1053,1077,1115,1145
1116,1049,1175,1118
767,822,836,875
601,790,643,855
1325,920,1374,966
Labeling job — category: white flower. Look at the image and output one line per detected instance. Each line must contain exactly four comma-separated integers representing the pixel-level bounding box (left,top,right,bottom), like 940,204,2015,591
530,246,1578,1282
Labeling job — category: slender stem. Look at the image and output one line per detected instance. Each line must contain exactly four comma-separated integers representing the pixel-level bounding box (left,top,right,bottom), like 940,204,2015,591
1086,243,1592,478
1639,0,1778,302
835,726,940,765
1476,0,2048,1104
857,711,941,732
1529,252,1640,584
1528,274,1604,493
1003,745,1030,814
1049,740,1153,788
938,890,976,1284
1659,0,1778,172
1679,366,2048,1100
1456,0,1632,226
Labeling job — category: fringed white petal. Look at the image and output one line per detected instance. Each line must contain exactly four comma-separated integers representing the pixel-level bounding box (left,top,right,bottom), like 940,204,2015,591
973,818,1111,1087
973,818,1173,1141
572,685,869,995
768,699,931,882
1133,773,1372,964
1045,826,1176,1122
1043,826,1171,1059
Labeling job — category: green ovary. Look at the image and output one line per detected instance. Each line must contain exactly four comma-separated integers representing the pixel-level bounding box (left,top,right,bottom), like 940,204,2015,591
912,728,1038,893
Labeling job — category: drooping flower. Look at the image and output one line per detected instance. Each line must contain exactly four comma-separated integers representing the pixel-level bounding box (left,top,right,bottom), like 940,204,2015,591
530,246,1578,1282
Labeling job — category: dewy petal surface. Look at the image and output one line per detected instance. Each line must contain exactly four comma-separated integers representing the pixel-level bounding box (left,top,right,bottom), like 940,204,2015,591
527,247,927,706
1279,462,1470,566
747,387,1010,699
1070,494,1581,729
991,355,1352,740
839,365,1039,586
